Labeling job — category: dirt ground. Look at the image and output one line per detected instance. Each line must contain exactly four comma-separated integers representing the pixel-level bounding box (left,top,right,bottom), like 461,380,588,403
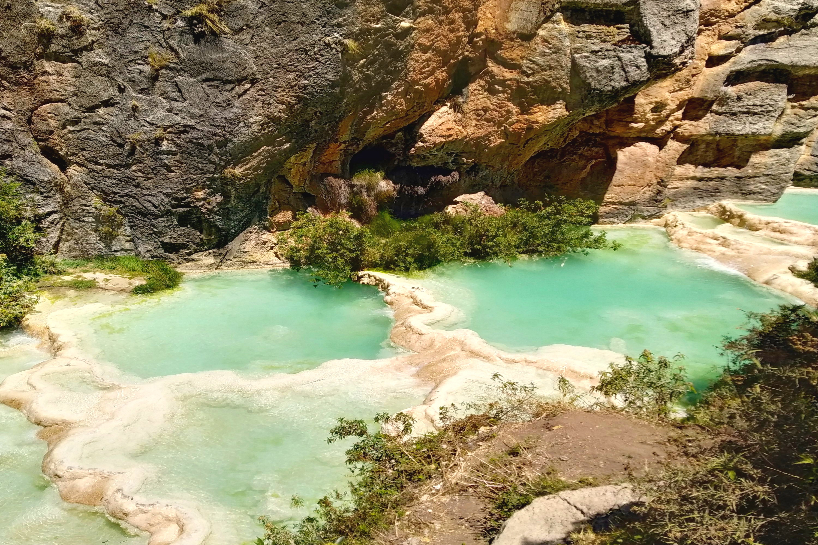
379,410,683,545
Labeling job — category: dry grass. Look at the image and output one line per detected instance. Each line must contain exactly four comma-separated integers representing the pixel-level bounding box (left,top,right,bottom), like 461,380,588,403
147,46,176,71
60,5,88,33
181,1,232,35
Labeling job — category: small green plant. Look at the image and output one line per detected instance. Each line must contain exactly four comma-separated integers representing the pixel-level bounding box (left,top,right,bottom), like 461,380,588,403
791,257,818,287
223,168,246,182
126,132,143,149
181,1,232,35
92,198,125,245
342,38,362,56
147,46,175,71
593,350,691,419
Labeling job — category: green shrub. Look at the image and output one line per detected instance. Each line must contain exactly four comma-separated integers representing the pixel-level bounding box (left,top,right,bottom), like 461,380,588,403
791,257,818,287
0,170,42,328
131,261,182,294
278,198,614,286
0,172,40,270
0,260,37,329
593,350,692,419
278,213,374,286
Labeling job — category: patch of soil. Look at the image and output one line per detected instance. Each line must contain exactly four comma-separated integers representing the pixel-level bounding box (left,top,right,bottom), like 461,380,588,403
379,410,684,545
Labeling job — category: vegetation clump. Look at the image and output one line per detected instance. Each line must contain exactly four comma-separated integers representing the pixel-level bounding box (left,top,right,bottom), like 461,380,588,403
33,18,57,39
57,256,182,295
584,305,818,545
593,350,691,419
181,0,232,36
60,5,88,33
791,257,818,287
147,46,176,71
0,171,45,328
279,198,614,286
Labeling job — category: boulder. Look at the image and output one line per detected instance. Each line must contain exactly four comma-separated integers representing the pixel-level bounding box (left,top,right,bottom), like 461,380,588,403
494,484,641,545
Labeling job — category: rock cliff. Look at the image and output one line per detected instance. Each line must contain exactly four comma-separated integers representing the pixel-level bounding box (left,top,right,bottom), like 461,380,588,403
1,0,816,257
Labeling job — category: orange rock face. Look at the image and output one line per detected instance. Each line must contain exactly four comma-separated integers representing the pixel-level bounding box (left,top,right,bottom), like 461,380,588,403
2,0,818,255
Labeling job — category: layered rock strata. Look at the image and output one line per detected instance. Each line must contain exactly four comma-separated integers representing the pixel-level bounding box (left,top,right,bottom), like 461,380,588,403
1,0,817,256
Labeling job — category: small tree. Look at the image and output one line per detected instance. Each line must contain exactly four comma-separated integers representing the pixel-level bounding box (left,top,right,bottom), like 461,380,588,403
593,350,691,419
0,170,41,328
0,171,39,269
278,213,374,286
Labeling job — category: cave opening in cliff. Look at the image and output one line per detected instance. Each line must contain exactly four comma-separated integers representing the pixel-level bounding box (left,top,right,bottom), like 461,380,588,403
349,145,396,176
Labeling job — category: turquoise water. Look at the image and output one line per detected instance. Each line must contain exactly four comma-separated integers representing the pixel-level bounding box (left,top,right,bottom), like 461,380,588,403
0,335,142,545
2,232,801,545
419,229,794,385
57,271,421,544
78,270,397,378
736,189,818,226
130,378,422,545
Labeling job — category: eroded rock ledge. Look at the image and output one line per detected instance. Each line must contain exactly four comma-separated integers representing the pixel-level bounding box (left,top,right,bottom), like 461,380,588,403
3,0,817,258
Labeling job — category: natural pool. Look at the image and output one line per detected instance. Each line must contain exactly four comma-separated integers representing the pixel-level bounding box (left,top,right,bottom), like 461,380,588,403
0,334,142,545
7,271,423,545
418,228,795,386
0,228,803,545
126,372,422,545
74,270,397,378
736,188,818,226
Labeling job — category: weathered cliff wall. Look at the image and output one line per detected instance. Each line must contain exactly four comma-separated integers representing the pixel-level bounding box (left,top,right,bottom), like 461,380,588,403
0,0,816,257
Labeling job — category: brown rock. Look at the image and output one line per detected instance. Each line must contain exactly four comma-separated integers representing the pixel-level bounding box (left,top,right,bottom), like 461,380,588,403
446,192,506,216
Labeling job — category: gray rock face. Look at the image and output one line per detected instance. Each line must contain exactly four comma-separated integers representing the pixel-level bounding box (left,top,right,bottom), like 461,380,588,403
635,0,700,58
0,0,702,257
709,82,789,136
1,0,816,255
494,485,640,545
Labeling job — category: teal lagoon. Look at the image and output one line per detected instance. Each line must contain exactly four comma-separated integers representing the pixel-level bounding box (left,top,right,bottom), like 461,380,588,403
736,188,818,226
78,270,397,378
418,228,795,386
0,334,142,545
